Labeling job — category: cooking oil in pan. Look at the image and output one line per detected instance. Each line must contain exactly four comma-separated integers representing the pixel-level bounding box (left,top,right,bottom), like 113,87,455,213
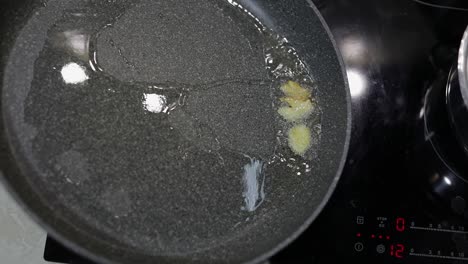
2,0,322,254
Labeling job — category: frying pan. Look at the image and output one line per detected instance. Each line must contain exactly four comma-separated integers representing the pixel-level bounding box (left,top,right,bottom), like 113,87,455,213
0,0,350,263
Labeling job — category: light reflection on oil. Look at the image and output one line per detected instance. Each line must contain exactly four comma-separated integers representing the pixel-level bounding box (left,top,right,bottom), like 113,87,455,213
60,62,88,84
62,30,90,59
241,157,265,212
51,29,90,61
143,93,168,113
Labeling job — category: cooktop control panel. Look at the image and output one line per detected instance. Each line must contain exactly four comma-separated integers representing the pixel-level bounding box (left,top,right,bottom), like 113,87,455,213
351,214,468,263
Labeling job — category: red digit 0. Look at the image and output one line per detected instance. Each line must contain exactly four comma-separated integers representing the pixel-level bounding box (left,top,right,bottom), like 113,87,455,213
396,217,405,232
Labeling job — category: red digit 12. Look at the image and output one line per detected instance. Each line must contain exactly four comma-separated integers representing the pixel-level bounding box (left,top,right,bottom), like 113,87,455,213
390,244,405,258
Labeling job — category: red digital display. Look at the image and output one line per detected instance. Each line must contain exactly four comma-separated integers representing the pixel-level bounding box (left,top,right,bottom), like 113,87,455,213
396,217,405,232
390,244,405,258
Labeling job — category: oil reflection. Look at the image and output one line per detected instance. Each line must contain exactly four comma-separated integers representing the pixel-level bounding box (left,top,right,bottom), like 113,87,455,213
52,30,90,61
143,93,168,113
52,29,92,84
62,30,89,59
241,157,265,212
61,62,88,84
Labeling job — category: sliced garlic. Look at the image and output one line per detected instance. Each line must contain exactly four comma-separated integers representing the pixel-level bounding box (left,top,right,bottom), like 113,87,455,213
277,98,314,122
280,81,310,101
288,124,311,155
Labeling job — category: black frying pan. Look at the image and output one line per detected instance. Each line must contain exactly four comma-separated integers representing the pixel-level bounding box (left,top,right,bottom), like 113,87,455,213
0,0,350,263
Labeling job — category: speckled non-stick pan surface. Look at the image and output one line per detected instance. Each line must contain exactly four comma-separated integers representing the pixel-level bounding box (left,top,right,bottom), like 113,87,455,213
0,0,350,263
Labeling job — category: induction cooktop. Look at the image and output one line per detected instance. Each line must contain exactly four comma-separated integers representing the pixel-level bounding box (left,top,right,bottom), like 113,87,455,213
10,0,468,263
